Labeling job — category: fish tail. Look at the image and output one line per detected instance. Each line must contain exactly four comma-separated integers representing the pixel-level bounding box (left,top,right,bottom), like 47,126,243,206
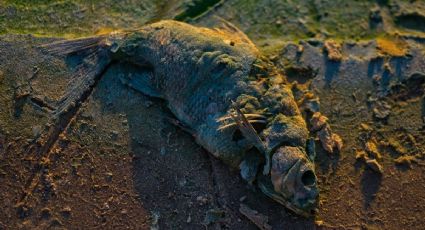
40,35,115,117
40,35,109,56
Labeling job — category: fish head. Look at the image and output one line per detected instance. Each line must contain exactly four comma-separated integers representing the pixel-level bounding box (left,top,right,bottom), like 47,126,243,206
258,145,319,216
226,101,318,216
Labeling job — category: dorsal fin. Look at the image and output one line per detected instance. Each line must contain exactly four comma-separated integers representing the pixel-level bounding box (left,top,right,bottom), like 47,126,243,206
213,17,252,42
210,16,258,53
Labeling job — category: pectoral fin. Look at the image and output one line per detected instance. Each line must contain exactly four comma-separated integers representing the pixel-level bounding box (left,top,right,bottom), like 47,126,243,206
230,101,271,175
119,68,163,98
239,150,262,184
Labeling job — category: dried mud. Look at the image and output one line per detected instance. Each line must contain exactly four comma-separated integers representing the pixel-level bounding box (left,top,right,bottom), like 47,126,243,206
1,1,425,229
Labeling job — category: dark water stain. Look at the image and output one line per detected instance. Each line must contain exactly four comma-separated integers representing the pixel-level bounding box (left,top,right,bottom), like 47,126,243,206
285,65,318,84
323,57,341,87
367,57,383,79
392,56,411,81
360,170,382,208
395,13,425,32
379,67,392,94
389,72,425,100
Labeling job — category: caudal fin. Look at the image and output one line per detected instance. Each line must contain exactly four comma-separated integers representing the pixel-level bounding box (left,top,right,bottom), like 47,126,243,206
40,35,108,56
40,36,112,116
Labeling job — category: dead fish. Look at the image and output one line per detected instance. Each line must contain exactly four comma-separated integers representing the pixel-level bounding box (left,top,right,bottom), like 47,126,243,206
42,20,318,216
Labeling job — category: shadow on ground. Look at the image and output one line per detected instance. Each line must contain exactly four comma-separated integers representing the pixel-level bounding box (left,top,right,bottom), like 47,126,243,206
92,63,316,229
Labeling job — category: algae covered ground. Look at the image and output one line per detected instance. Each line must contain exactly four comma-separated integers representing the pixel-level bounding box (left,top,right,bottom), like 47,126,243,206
2,0,425,40
0,0,425,229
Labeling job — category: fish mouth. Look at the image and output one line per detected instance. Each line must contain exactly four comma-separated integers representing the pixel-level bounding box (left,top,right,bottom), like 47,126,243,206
257,174,318,217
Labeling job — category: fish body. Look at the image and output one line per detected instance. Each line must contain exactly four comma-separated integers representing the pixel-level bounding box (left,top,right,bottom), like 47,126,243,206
45,20,318,216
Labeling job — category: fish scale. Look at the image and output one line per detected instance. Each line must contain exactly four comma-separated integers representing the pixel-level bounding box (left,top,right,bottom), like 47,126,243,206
43,20,319,216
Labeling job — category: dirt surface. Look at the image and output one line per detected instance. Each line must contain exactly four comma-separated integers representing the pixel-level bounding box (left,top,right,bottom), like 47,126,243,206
1,1,425,229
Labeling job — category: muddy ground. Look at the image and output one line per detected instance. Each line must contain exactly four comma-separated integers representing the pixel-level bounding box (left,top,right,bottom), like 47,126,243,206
1,0,425,229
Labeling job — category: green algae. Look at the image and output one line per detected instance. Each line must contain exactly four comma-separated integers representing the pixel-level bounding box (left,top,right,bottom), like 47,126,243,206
0,0,167,37
2,0,425,43
197,0,382,41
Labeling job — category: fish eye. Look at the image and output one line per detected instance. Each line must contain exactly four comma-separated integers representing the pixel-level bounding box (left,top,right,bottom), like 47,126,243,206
301,170,316,186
